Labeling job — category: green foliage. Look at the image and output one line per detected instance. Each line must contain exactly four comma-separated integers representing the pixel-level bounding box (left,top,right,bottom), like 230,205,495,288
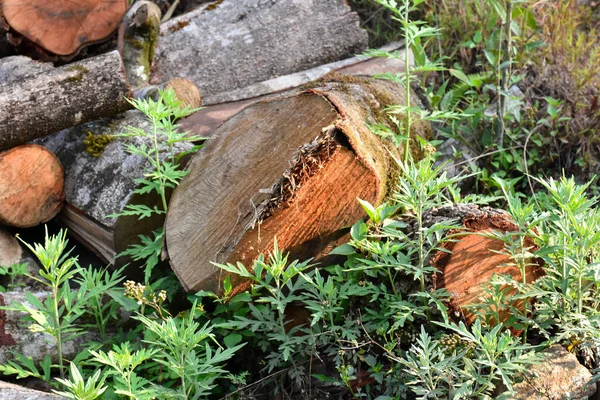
53,363,107,400
113,87,204,282
0,262,28,291
0,229,123,381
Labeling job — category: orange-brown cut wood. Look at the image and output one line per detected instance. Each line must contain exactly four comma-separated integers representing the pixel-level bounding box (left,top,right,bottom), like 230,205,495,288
432,207,544,325
1,0,128,56
0,145,64,227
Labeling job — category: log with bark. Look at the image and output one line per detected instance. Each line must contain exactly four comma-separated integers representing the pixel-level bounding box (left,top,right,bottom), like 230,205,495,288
179,42,407,137
152,0,369,102
164,76,432,293
429,204,544,324
0,145,64,228
39,79,201,265
0,50,132,151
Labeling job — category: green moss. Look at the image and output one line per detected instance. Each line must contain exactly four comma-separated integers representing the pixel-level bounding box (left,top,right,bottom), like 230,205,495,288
65,65,89,83
84,131,115,157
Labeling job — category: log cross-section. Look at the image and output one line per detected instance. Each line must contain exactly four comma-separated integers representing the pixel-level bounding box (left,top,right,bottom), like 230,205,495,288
431,205,544,325
165,77,429,293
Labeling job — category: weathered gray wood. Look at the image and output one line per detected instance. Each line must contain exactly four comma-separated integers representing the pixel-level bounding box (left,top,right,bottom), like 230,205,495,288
152,0,368,100
39,110,194,264
179,44,408,137
118,1,162,89
0,51,132,151
0,56,53,85
165,77,425,293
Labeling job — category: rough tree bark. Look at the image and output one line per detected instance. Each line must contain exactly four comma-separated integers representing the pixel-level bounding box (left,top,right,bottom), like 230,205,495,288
0,50,132,151
164,76,431,293
39,79,200,264
152,0,369,103
0,145,64,228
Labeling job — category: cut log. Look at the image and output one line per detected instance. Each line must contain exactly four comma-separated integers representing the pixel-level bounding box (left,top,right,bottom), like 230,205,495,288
165,76,432,293
152,0,368,101
1,0,128,57
0,381,63,399
135,77,203,110
0,145,64,228
118,1,162,89
430,204,544,325
0,51,132,151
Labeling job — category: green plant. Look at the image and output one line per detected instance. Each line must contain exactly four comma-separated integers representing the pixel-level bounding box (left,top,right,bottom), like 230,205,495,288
0,262,28,291
364,0,464,161
113,87,203,282
53,363,107,400
0,230,92,379
215,241,315,387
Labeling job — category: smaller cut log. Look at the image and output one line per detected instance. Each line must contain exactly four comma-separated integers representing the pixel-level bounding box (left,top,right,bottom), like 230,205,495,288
135,77,203,110
431,205,544,324
0,55,53,84
118,1,162,89
165,76,432,293
1,0,128,57
0,50,132,151
0,229,21,268
0,145,64,228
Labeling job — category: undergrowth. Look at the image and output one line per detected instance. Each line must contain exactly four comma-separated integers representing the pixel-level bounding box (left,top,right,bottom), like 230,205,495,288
0,1,599,399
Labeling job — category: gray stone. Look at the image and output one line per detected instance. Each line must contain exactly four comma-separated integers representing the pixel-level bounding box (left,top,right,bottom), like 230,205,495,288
0,381,63,399
511,345,596,400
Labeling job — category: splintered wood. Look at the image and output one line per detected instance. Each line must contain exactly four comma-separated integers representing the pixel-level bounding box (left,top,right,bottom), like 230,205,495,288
165,77,428,293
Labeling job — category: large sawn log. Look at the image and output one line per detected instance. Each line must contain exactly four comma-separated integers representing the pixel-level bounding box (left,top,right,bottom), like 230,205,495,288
152,0,369,104
164,76,432,293
0,51,132,151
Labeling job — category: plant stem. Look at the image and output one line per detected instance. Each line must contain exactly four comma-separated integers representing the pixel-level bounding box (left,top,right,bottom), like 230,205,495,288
52,284,64,379
151,117,168,213
403,0,411,163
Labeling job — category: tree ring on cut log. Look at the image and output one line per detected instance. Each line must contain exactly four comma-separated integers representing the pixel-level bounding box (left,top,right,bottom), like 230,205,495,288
432,207,544,325
1,0,128,56
0,145,64,228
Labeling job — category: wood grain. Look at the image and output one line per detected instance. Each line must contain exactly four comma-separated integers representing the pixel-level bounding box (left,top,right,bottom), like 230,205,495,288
0,145,64,227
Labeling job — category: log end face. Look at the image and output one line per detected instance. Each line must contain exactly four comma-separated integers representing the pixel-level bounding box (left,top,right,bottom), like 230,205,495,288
433,211,544,325
0,145,64,228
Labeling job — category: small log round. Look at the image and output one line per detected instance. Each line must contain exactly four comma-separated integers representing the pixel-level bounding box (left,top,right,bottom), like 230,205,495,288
1,0,128,56
431,205,544,325
0,145,64,228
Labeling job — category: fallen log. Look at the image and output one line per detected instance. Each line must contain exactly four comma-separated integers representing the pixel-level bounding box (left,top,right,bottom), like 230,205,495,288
0,145,64,228
0,55,53,84
39,79,200,265
0,381,62,399
430,204,544,324
0,50,132,151
164,76,432,293
152,0,368,100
